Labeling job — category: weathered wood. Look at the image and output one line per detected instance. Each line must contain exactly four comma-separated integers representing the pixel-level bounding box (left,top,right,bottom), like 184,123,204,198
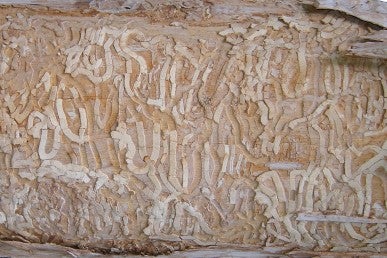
297,213,387,224
0,0,91,10
302,0,387,28
0,0,386,256
344,30,387,59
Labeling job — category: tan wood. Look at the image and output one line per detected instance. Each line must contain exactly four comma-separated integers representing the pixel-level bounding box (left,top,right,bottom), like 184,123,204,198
0,0,386,255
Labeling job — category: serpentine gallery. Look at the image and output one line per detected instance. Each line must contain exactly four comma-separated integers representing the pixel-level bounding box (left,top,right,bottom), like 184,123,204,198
0,0,386,257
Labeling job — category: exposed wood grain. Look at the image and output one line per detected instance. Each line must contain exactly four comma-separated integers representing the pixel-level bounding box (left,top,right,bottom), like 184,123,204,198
0,0,385,256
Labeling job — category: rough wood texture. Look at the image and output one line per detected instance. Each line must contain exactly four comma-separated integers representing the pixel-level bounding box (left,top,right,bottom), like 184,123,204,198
301,0,387,60
301,0,387,28
0,0,386,256
0,0,91,10
2,240,386,258
344,30,387,59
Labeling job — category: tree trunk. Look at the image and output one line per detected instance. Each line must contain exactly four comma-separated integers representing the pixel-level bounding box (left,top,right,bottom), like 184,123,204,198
0,0,386,256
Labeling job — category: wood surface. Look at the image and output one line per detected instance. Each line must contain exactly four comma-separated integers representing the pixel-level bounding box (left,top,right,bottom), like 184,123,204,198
0,0,386,255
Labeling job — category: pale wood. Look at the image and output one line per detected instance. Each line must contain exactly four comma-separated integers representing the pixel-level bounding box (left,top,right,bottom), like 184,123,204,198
0,0,386,256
